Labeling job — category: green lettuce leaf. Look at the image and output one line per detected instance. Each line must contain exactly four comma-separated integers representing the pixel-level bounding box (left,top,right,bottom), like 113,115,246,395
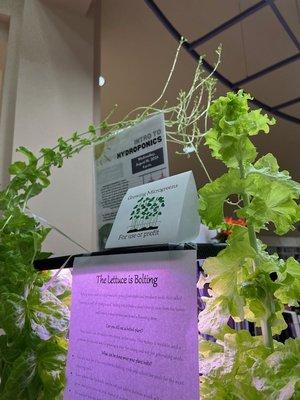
239,180,300,235
28,287,70,340
0,350,37,399
198,294,232,337
205,127,258,168
199,169,243,228
238,154,300,234
205,91,275,167
251,338,300,399
200,330,272,400
202,227,256,320
249,154,300,194
37,337,67,399
0,286,69,342
274,257,300,306
200,331,300,400
0,293,26,338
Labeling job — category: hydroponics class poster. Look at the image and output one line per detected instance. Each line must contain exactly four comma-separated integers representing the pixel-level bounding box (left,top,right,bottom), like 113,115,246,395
65,250,199,400
94,113,169,248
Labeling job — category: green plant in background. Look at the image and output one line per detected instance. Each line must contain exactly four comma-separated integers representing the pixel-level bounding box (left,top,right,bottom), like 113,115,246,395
0,124,117,399
198,90,300,399
0,40,219,399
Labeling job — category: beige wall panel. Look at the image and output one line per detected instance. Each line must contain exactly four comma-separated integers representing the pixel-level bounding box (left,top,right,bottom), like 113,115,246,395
12,0,95,255
0,0,24,190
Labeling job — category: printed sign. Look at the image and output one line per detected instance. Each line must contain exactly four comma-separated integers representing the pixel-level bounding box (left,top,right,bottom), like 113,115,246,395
94,113,169,249
105,171,200,248
64,250,199,400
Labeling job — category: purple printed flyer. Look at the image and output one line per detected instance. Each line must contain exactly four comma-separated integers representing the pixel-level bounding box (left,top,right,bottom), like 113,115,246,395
64,250,199,400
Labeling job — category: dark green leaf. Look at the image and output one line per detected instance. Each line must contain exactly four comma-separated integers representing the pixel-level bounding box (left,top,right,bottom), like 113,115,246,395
17,147,37,165
0,350,37,399
9,161,27,176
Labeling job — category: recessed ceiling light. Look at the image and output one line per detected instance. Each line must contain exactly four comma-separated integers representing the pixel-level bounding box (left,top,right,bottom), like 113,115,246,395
98,76,106,87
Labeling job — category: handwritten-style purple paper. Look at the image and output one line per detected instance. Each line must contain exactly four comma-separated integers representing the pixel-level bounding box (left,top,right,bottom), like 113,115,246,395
65,250,198,400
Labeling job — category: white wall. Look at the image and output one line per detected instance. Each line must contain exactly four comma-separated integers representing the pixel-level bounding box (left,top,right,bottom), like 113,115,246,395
0,0,24,190
11,0,96,255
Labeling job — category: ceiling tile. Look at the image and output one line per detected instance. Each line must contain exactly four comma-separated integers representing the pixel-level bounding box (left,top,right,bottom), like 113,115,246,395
275,0,300,41
252,117,300,181
243,59,300,106
196,24,248,82
155,0,241,41
281,102,300,118
240,5,298,75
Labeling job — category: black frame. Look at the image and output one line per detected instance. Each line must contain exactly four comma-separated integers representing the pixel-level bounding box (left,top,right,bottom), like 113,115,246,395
34,243,226,271
144,0,300,124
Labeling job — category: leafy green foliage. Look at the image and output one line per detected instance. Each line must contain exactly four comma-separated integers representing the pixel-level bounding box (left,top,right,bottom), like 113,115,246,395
203,226,256,320
199,152,300,235
239,154,300,235
274,257,300,307
200,332,300,400
205,90,275,168
198,91,300,399
199,169,243,228
0,123,117,398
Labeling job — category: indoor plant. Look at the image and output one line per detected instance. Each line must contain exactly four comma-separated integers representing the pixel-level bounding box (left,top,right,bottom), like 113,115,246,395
198,90,300,399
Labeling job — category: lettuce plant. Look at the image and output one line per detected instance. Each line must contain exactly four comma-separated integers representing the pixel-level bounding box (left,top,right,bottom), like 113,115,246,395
198,90,300,399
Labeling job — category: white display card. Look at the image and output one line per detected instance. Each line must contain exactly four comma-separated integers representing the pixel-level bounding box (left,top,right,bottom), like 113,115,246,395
106,171,200,248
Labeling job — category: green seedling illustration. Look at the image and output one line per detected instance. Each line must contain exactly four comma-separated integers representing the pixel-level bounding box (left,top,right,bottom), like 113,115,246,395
128,196,165,232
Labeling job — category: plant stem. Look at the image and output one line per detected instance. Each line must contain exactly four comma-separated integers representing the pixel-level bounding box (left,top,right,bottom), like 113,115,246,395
238,160,259,251
261,317,274,349
194,151,213,182
237,159,274,350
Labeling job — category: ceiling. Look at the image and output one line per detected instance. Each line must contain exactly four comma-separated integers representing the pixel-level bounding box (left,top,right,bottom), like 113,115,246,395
42,0,93,15
100,0,300,188
151,0,300,122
